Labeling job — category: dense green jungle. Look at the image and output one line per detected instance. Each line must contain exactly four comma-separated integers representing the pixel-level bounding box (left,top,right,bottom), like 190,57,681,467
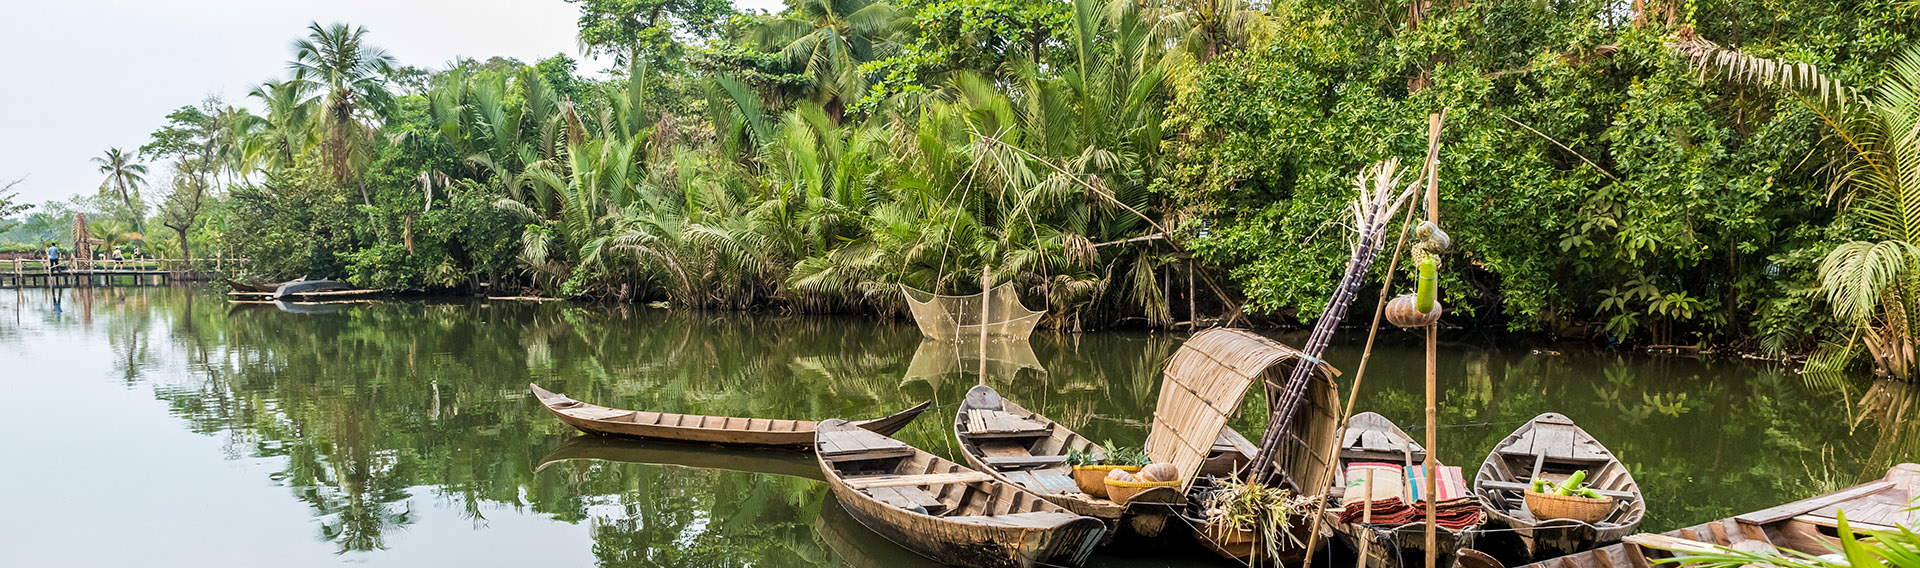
4,0,1919,374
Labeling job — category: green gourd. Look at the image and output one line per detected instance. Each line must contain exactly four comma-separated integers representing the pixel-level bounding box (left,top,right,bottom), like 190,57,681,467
1554,470,1588,496
1416,258,1437,313
1531,478,1550,493
1576,488,1603,499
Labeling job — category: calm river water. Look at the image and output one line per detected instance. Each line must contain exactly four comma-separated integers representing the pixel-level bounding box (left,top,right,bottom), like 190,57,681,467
1,287,1910,567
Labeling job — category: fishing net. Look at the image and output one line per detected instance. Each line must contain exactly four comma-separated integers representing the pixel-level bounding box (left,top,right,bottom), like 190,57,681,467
900,283,1045,340
902,338,1045,386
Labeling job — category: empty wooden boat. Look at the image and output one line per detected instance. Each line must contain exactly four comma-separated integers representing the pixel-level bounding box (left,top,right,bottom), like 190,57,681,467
952,385,1181,536
1328,412,1481,568
535,435,824,480
816,419,1107,568
530,384,931,448
1513,463,1920,568
1474,413,1644,564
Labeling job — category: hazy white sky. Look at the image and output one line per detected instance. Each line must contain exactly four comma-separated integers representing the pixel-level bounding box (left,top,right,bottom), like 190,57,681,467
0,0,782,207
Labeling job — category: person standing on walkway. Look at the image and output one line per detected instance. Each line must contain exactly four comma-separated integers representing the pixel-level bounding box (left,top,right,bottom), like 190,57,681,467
45,242,60,271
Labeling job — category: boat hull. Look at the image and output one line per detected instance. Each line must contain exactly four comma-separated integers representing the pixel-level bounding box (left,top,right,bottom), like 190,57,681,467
530,384,929,448
824,475,1107,568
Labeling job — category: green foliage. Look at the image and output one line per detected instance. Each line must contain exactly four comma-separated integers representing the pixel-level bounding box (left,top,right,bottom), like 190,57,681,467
568,0,737,67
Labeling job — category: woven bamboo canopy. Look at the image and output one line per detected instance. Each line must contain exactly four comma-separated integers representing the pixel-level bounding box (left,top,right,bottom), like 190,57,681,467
1147,328,1342,492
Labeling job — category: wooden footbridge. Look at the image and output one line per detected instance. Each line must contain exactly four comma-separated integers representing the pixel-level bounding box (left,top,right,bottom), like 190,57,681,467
2,258,239,288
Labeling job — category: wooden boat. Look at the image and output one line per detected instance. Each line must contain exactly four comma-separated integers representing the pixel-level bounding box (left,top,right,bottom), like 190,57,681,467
273,278,352,298
1147,329,1343,564
529,383,930,448
1474,413,1644,564
815,419,1107,568
1515,463,1920,568
224,278,287,293
1326,412,1480,568
535,435,824,480
952,385,1182,537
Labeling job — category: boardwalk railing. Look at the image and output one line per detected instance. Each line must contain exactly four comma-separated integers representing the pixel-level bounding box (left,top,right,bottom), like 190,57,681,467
4,258,247,287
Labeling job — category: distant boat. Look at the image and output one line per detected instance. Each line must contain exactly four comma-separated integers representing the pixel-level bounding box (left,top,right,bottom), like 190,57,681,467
224,278,291,293
529,383,930,448
815,418,1106,568
272,279,353,299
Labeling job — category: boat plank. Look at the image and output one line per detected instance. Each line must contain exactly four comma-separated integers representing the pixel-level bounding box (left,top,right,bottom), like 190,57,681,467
983,455,1067,468
867,486,947,514
843,472,995,490
1735,481,1891,525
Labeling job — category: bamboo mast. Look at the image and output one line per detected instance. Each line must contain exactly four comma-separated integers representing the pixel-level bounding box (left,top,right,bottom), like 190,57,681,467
980,265,991,385
1420,111,1447,568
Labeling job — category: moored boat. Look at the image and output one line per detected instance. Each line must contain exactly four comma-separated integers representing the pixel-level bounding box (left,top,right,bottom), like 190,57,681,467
529,383,930,448
952,385,1181,537
273,278,353,299
1146,329,1343,564
1474,413,1644,564
1327,412,1482,568
815,419,1107,568
1513,463,1920,568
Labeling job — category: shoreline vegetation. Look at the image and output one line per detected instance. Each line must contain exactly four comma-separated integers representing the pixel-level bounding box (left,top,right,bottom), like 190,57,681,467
1,1,1916,372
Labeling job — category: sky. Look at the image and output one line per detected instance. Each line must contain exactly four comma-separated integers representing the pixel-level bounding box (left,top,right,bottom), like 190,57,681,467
0,0,783,208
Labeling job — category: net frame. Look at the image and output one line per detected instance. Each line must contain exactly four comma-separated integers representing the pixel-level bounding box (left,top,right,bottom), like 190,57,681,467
900,283,1046,340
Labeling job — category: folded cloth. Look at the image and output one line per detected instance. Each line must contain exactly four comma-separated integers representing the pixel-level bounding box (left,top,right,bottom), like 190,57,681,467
1338,463,1483,529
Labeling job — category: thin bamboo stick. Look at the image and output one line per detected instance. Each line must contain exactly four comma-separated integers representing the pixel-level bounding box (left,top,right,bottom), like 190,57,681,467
1420,109,1447,568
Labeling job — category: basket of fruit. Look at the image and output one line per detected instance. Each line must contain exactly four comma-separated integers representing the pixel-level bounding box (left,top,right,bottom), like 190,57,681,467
1068,442,1149,498
1524,471,1613,523
1103,463,1182,505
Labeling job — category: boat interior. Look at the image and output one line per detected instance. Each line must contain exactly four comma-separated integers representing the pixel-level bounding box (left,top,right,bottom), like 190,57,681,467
823,423,1078,527
1478,417,1639,527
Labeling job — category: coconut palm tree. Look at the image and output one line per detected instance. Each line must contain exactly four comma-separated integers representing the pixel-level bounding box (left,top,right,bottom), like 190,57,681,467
245,79,318,173
288,21,397,191
92,148,148,231
747,0,909,120
1675,35,1920,379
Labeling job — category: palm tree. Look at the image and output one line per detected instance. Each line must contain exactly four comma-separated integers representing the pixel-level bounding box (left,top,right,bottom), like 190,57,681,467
1676,35,1920,379
92,148,148,231
748,0,908,120
288,22,397,192
245,79,317,173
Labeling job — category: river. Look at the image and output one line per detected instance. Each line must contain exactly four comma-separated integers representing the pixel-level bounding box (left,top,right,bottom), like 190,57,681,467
0,286,1908,567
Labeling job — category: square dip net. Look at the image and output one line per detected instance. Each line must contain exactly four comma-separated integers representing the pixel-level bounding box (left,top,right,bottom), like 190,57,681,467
900,283,1045,340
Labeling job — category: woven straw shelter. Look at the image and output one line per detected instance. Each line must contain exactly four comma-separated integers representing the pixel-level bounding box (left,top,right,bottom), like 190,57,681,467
1146,329,1342,493
901,284,1045,340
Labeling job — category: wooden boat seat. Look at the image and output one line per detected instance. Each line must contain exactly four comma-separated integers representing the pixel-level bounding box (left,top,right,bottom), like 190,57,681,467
945,511,1085,528
964,409,1050,438
1481,480,1636,500
843,471,995,490
982,455,1068,469
1001,470,1080,495
867,486,949,515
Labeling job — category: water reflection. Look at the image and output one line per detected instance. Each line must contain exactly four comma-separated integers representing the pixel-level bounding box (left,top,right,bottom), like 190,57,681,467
0,287,1896,567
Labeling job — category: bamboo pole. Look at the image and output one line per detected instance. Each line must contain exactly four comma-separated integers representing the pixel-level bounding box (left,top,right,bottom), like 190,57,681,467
1420,110,1447,568
1299,196,1419,563
979,265,990,385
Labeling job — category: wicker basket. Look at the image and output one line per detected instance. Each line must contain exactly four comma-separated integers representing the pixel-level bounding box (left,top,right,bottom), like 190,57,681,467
1071,465,1139,498
1525,490,1613,523
1105,477,1181,505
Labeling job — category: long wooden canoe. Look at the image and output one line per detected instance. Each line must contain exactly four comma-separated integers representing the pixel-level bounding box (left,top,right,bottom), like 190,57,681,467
529,384,931,448
1474,413,1644,564
273,278,353,298
952,385,1182,537
816,419,1107,568
1513,463,1920,568
535,435,825,480
1327,412,1480,568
